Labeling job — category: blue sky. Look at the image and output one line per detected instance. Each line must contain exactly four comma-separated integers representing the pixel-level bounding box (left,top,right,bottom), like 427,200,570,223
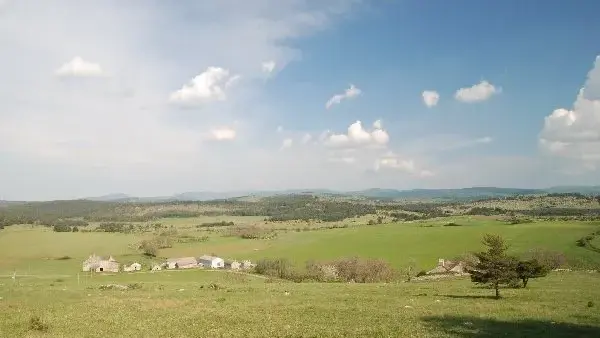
0,0,599,200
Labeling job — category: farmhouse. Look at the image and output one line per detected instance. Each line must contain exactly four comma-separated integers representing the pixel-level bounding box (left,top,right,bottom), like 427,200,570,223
427,258,467,275
124,262,142,272
82,254,120,273
166,257,198,269
225,260,241,270
198,255,225,269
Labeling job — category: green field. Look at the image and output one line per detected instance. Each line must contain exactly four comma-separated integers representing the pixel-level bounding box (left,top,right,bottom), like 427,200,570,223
2,216,600,337
2,216,599,275
0,270,599,337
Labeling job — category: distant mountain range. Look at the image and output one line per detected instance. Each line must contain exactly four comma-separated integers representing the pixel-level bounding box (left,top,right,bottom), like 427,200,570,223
84,186,600,203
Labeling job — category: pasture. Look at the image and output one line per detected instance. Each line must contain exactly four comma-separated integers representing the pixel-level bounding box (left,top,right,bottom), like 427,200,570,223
0,270,599,337
1,212,600,337
1,216,600,276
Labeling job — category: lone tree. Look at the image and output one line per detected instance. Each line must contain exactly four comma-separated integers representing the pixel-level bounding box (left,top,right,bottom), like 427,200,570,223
516,259,548,288
468,234,518,299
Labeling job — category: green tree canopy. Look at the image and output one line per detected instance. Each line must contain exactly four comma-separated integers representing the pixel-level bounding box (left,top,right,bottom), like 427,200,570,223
516,259,549,288
468,234,518,299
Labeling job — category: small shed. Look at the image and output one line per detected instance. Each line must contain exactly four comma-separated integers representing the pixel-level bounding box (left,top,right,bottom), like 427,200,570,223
166,257,198,269
124,262,142,272
241,260,255,269
225,260,241,270
198,255,225,269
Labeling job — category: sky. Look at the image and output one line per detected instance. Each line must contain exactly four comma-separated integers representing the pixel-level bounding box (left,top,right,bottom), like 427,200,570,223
1,0,599,200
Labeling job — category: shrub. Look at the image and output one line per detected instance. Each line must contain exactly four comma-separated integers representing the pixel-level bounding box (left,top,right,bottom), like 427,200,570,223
305,260,339,282
196,221,234,228
588,301,595,308
228,226,277,239
127,283,143,290
332,257,396,283
443,222,462,227
139,240,158,257
52,224,72,232
416,270,427,277
55,256,72,260
254,258,293,279
29,316,48,332
525,249,567,270
97,222,127,233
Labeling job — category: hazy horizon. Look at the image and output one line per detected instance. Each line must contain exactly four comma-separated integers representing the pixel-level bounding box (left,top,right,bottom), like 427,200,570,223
1,1,599,200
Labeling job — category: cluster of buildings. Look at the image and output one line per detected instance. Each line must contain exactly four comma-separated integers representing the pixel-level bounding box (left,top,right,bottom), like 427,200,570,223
82,254,254,273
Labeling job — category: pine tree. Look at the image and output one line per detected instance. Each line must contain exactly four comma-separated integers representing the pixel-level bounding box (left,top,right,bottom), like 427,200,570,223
468,234,518,299
516,259,548,287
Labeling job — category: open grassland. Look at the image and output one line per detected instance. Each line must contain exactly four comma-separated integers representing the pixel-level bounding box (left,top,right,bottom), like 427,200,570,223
0,270,599,337
2,217,600,275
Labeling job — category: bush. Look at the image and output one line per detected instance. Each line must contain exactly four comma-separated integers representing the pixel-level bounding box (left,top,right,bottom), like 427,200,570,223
332,257,397,283
55,256,72,260
52,224,72,232
97,222,127,233
588,301,595,308
139,240,158,257
29,316,48,332
254,258,294,279
525,249,567,270
416,270,427,277
196,221,234,228
305,260,339,282
127,283,143,290
228,226,277,239
443,222,462,227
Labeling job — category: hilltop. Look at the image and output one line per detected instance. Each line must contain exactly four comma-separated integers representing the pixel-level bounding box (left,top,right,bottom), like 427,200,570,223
76,186,600,203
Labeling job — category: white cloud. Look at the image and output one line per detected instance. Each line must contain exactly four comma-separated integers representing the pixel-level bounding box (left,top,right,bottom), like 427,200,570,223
280,138,293,150
374,154,434,178
209,127,236,141
422,90,439,107
262,60,276,73
55,56,103,77
454,80,500,103
539,56,600,168
328,156,356,164
169,67,238,105
373,119,382,129
325,84,361,109
324,120,389,149
301,133,312,144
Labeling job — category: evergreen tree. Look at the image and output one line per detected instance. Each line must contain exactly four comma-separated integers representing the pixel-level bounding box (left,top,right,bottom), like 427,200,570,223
516,259,548,287
468,234,518,299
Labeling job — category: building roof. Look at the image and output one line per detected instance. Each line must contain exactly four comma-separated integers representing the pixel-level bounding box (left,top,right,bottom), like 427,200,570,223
198,255,222,261
84,254,118,264
427,259,465,275
167,257,197,266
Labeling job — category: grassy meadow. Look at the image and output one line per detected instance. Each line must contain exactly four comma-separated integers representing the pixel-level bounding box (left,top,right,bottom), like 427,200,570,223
1,269,599,337
2,216,599,275
2,195,600,337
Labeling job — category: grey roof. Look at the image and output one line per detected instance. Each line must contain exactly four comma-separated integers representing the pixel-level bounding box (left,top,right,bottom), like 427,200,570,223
167,257,197,265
